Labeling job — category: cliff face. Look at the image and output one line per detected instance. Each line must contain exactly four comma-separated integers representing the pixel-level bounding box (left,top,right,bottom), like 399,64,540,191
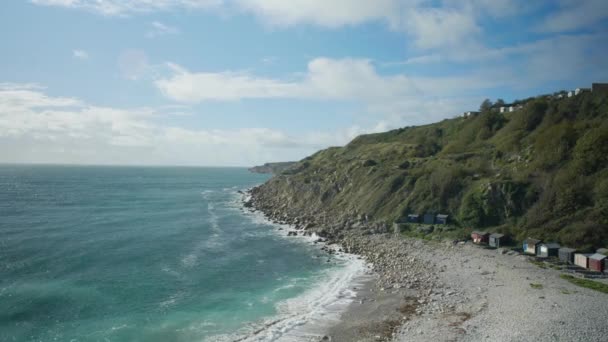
251,92,608,250
248,162,297,174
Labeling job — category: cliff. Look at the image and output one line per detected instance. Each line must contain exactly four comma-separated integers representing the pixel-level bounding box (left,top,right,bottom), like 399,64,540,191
250,91,608,250
248,162,297,174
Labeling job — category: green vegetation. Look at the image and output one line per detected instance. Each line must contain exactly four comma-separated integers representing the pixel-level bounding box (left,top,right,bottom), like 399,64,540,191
263,91,608,250
560,274,608,294
249,162,297,174
530,283,544,289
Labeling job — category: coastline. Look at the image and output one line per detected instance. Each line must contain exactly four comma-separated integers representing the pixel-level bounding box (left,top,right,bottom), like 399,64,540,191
212,192,372,342
244,187,608,342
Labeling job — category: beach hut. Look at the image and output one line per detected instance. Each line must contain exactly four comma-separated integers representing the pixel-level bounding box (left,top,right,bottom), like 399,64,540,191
471,231,490,244
523,238,542,255
574,253,592,269
588,254,607,272
407,214,420,223
423,213,435,225
435,214,449,225
537,243,560,258
489,233,507,248
558,248,577,264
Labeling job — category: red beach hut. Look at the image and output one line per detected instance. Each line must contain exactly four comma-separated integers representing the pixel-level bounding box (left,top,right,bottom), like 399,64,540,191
588,254,607,272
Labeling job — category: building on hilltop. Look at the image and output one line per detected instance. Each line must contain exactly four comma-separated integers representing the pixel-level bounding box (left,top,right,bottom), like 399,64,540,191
592,83,608,92
423,213,435,225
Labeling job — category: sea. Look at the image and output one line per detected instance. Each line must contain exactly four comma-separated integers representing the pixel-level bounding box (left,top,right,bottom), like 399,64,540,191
0,165,366,342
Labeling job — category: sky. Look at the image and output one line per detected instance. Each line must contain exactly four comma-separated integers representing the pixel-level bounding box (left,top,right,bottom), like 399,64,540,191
1,0,607,166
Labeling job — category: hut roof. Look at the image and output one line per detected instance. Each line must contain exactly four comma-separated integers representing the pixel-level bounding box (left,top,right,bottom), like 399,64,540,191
596,248,608,254
524,238,541,245
408,214,419,217
559,248,577,253
472,231,489,236
436,214,449,219
541,243,561,249
490,233,505,238
589,253,607,261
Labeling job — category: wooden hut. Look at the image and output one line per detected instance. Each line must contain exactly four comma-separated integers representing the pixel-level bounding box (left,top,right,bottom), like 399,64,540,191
435,214,449,225
489,233,507,248
523,238,542,255
471,231,490,244
574,253,592,269
588,254,607,272
407,214,420,223
558,248,577,264
537,243,560,258
423,213,435,225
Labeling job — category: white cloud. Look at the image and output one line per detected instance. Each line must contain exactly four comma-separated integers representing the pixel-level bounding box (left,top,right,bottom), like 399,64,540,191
0,83,370,166
29,0,501,51
155,58,421,103
235,0,402,28
155,63,299,102
146,21,180,38
155,57,510,108
30,0,224,16
72,49,89,59
538,0,608,33
402,8,481,50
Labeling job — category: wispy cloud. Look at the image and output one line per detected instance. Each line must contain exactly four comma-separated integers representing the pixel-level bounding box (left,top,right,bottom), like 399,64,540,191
538,0,608,33
72,49,89,59
146,21,179,38
30,0,224,16
29,0,516,51
155,57,504,104
0,83,376,165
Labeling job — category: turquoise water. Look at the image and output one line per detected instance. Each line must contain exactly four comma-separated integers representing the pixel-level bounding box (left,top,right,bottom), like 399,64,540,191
0,166,346,342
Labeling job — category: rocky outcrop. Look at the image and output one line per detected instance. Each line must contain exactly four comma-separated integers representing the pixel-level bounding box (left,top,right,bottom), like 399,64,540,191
248,162,297,174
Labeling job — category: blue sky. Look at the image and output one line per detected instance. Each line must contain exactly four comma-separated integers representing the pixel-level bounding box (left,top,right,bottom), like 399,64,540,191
1,0,607,166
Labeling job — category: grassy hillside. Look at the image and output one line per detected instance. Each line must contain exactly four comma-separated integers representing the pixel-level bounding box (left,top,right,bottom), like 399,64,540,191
255,91,608,250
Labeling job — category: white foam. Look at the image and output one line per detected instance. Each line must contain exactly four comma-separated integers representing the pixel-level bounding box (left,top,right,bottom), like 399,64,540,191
209,255,369,342
180,196,224,268
205,189,371,341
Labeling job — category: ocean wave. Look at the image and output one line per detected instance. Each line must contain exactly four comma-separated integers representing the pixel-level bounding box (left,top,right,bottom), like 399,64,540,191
208,255,368,342
205,188,371,342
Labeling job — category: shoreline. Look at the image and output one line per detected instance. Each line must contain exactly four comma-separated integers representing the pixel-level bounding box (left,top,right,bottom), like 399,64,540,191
244,187,608,342
215,191,373,342
242,188,444,341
